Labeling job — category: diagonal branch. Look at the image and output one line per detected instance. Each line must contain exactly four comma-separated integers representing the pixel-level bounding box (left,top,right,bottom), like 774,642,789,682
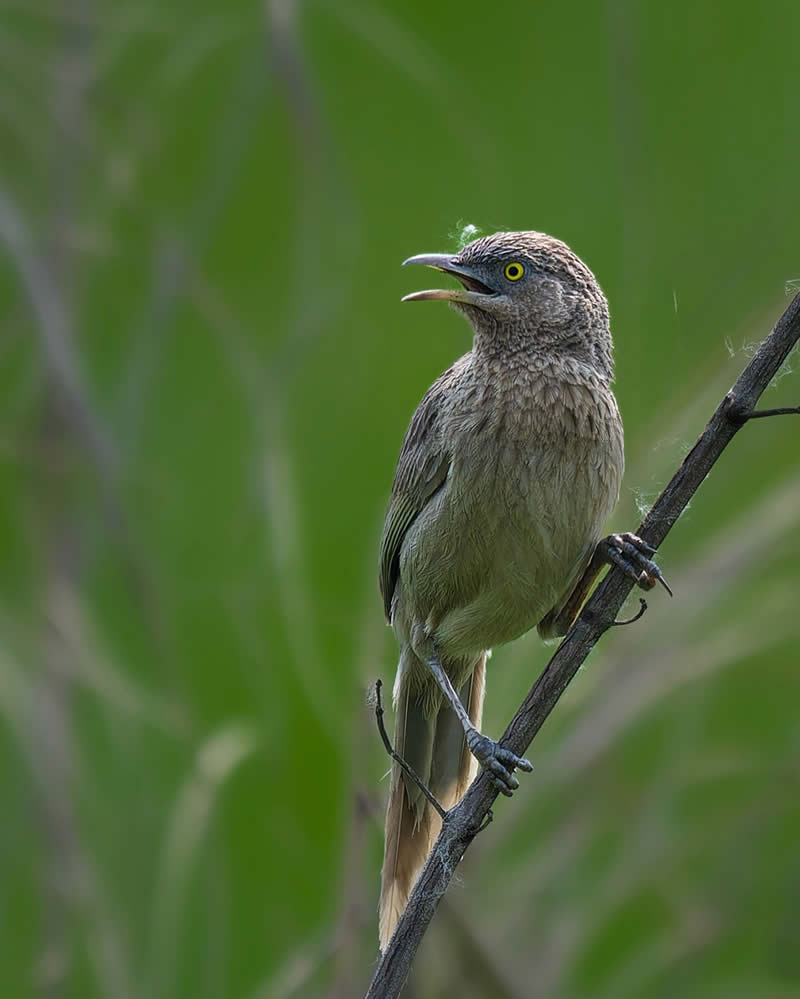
366,290,800,999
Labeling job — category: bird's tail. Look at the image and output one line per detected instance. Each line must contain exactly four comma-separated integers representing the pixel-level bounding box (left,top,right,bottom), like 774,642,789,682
378,651,486,951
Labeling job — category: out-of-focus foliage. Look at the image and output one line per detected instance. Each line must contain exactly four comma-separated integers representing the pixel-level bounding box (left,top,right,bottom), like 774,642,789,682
1,1,798,996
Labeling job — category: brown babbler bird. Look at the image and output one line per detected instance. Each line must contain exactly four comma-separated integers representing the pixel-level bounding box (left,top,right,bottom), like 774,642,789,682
378,231,668,949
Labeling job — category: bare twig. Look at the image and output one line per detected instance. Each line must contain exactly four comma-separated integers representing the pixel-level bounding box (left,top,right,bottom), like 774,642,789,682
611,597,647,627
366,290,800,998
744,406,800,419
374,680,447,822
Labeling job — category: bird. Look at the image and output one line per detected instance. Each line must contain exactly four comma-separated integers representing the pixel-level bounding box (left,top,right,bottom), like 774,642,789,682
377,230,668,950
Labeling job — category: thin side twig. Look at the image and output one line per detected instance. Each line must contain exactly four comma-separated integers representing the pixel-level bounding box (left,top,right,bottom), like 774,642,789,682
374,679,447,822
611,597,648,627
745,406,800,419
366,290,800,999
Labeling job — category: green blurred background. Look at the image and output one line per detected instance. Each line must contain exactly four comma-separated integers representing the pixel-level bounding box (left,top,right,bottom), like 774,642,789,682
1,1,799,996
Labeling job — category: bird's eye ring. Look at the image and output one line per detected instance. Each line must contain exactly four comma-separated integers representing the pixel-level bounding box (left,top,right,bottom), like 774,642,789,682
504,261,524,281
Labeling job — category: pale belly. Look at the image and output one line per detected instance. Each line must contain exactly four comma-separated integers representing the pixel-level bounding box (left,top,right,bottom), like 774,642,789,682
396,434,619,663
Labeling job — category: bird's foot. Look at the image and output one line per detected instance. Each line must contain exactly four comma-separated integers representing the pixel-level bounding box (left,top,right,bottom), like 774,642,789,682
600,533,672,596
466,730,532,797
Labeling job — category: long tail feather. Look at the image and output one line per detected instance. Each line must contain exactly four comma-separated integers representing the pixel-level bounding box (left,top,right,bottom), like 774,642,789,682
378,652,487,950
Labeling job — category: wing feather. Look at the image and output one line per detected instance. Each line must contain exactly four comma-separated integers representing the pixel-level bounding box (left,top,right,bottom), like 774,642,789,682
379,373,454,621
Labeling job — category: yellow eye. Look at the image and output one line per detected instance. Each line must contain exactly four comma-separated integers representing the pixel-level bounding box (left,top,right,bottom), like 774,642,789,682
504,261,524,281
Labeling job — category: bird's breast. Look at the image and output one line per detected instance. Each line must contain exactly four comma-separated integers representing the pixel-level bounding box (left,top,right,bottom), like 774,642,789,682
398,367,623,657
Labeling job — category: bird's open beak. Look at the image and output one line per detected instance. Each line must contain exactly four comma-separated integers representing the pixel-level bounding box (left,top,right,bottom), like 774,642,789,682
401,253,496,305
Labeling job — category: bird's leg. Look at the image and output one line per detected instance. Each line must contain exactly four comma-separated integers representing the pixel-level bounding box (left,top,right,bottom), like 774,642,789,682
539,555,604,638
425,652,532,797
540,533,670,638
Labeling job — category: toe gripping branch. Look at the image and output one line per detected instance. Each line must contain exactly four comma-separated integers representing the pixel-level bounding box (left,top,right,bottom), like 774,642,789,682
539,531,670,637
600,532,673,597
466,729,533,799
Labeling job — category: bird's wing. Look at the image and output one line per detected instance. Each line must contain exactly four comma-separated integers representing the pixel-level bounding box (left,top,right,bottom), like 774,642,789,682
379,382,452,622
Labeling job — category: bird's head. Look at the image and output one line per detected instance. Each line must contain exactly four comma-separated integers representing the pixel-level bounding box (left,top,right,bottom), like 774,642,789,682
402,231,612,378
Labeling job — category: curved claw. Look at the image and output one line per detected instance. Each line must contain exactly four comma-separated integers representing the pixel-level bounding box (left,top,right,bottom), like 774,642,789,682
602,532,673,597
467,731,532,797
